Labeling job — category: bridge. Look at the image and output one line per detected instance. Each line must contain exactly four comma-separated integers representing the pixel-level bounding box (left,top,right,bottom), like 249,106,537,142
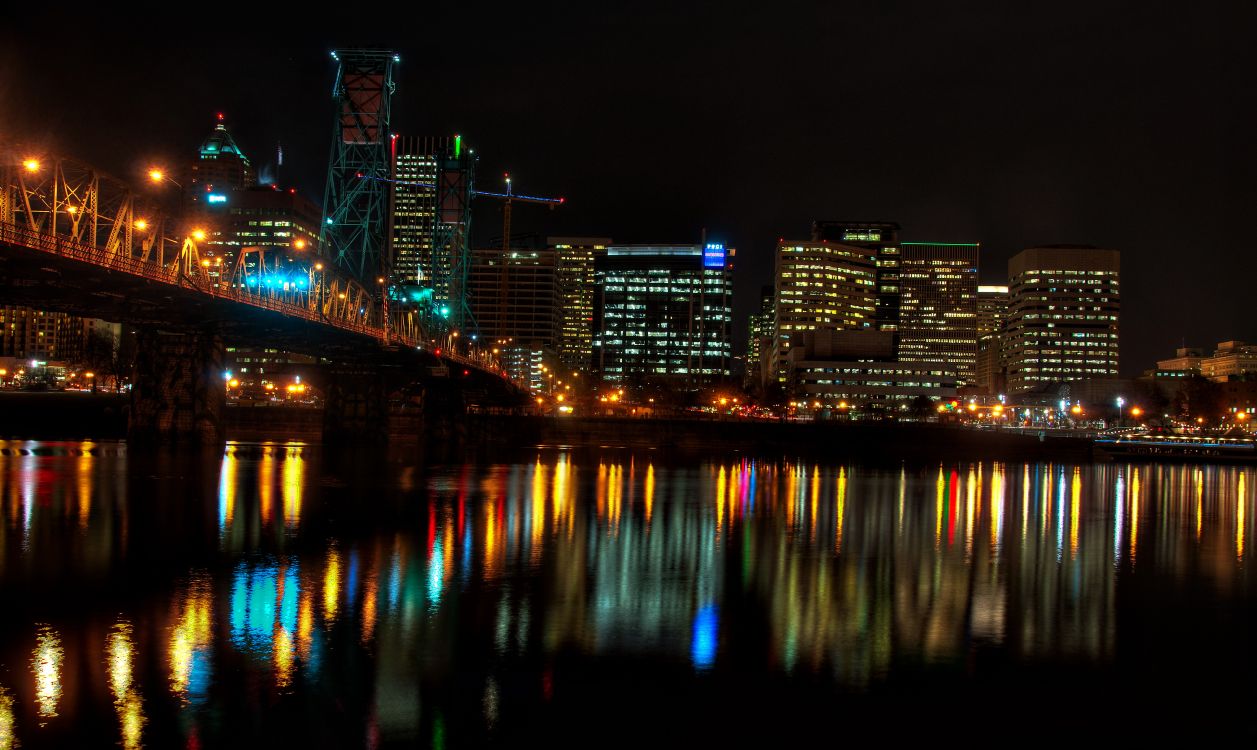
0,149,528,444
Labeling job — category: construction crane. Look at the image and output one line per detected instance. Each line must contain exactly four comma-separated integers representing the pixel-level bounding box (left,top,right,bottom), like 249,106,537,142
360,165,564,339
474,173,565,341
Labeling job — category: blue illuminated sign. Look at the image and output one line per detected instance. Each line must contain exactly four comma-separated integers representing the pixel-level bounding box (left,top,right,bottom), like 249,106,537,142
207,194,227,204
703,242,725,268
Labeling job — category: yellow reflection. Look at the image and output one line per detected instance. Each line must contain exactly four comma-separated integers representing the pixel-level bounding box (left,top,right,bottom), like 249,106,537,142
274,627,295,688
966,467,977,557
282,448,303,529
108,622,134,699
324,545,342,623
531,461,547,549
990,464,1005,551
644,464,655,524
484,498,499,579
220,449,238,534
77,444,93,528
362,562,378,644
0,686,15,750
1130,468,1141,564
809,466,820,543
835,467,847,554
297,587,314,660
1239,473,1247,561
935,466,945,545
716,466,727,532
1070,468,1081,557
259,448,275,527
552,454,571,529
169,575,212,699
108,621,146,749
32,626,63,721
1196,470,1203,540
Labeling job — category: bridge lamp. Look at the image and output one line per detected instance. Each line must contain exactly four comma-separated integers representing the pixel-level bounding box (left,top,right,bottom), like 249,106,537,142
134,219,149,231
191,229,206,242
294,239,307,250
148,169,164,182
315,263,324,271
22,159,40,172
66,205,78,215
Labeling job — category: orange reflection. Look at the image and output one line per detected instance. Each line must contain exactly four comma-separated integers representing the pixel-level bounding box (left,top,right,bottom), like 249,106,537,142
32,626,63,722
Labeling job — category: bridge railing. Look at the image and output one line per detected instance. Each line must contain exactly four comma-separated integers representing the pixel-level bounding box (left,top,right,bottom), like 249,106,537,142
1,217,525,390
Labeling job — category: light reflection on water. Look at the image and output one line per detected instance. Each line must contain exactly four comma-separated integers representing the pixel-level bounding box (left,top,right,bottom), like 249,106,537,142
0,440,1255,743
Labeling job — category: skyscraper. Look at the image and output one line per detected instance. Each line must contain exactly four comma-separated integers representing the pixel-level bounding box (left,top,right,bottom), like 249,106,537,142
468,246,562,390
389,135,473,326
745,286,775,389
975,285,1009,393
550,237,611,372
592,244,733,387
1005,246,1120,392
186,115,255,208
898,242,979,385
811,221,901,330
771,240,877,381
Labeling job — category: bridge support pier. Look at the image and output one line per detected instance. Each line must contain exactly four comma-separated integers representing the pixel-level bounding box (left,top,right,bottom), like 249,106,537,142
129,330,226,443
323,367,390,448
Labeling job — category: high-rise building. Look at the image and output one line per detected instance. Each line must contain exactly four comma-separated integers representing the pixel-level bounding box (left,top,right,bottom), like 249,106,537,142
592,244,734,387
201,186,323,277
186,115,255,208
898,242,979,385
468,247,562,352
0,307,117,365
389,136,473,326
975,285,1009,393
811,221,901,330
745,286,775,390
1005,246,1120,392
771,240,877,381
550,237,611,372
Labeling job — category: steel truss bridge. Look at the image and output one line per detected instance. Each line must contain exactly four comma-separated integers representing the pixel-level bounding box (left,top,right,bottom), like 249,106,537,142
0,147,526,438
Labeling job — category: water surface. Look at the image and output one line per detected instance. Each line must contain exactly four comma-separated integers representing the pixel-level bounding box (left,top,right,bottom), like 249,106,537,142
0,441,1254,746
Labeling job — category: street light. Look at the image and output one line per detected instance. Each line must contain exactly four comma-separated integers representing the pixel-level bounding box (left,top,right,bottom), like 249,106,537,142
1116,396,1125,427
23,159,40,173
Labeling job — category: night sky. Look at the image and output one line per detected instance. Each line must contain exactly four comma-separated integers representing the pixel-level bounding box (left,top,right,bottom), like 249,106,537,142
3,3,1254,373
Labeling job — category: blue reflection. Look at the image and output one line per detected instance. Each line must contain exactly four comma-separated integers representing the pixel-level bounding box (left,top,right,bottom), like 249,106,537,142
691,605,718,670
188,648,211,705
280,567,299,633
428,537,444,610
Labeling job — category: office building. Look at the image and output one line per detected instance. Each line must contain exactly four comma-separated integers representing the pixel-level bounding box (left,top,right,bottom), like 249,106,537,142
0,307,118,365
550,237,611,372
1005,246,1120,392
186,115,255,207
390,136,473,324
786,329,957,415
201,186,322,275
771,240,877,381
975,285,1009,393
811,221,902,330
468,247,562,350
592,244,734,387
1199,341,1257,382
898,242,979,385
745,286,775,389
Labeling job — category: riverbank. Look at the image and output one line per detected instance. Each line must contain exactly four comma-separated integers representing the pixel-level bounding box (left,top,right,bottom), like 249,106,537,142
0,392,1096,462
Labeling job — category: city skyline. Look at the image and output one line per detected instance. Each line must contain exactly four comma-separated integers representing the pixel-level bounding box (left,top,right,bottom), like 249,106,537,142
2,5,1254,374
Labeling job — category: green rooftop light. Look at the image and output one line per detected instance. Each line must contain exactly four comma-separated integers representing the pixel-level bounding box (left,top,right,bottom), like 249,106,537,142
454,134,462,159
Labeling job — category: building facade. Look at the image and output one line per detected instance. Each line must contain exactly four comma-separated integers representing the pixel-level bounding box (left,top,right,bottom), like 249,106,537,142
745,286,775,390
975,285,1009,393
389,136,473,325
592,244,733,387
771,240,878,382
1005,246,1120,392
550,237,611,372
897,242,979,385
186,115,255,209
785,329,957,415
811,221,902,331
468,247,562,351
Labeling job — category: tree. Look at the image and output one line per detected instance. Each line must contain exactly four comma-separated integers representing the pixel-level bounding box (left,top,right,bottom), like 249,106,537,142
908,394,936,420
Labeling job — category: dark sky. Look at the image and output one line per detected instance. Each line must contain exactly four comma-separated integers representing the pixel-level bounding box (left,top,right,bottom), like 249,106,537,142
3,2,1254,373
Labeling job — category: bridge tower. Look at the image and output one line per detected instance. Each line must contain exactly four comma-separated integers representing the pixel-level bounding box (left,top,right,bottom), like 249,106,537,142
432,135,475,330
320,49,398,282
